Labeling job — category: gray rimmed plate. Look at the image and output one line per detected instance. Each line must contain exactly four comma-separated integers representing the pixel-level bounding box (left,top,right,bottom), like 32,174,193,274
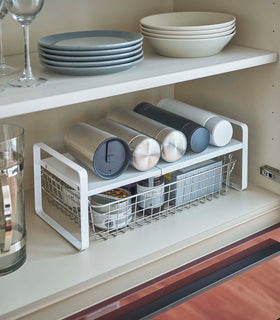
40,55,144,76
39,47,143,62
39,51,143,67
38,42,142,56
39,30,143,51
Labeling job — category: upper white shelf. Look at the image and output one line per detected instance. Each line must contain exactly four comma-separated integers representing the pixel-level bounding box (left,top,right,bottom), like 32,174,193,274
1,44,278,119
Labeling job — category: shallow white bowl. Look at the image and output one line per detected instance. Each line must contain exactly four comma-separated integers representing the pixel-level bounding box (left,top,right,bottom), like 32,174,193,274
140,12,236,31
144,32,236,58
141,27,235,39
140,23,235,36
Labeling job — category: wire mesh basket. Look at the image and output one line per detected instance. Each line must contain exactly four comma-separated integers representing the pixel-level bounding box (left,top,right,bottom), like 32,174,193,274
41,154,236,242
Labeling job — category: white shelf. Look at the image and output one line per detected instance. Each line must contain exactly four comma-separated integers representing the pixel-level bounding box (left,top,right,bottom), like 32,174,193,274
0,45,278,119
0,185,279,320
42,138,242,196
156,139,242,174
43,153,162,196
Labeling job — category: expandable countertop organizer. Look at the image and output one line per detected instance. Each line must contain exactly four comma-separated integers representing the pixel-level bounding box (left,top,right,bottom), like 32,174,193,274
33,115,248,250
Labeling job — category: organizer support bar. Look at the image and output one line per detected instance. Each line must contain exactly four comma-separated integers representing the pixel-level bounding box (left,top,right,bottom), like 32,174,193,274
33,143,89,250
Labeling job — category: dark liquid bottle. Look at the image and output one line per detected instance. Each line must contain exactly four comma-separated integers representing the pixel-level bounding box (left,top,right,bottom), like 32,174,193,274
136,176,165,216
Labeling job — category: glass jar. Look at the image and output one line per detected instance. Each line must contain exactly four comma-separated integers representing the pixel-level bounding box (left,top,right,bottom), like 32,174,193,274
136,175,165,216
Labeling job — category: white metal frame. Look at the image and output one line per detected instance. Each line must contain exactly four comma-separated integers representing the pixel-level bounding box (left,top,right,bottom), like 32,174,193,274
33,117,248,250
221,116,248,191
33,143,89,250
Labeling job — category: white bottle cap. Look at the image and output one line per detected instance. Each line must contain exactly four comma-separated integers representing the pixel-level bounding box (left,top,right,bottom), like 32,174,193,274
205,117,233,147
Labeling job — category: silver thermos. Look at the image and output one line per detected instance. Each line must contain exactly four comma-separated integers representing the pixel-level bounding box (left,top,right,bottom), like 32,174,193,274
94,119,161,171
107,107,187,162
64,122,130,179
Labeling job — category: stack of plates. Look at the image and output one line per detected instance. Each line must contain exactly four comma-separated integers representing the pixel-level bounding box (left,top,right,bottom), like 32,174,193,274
38,31,144,76
140,12,236,58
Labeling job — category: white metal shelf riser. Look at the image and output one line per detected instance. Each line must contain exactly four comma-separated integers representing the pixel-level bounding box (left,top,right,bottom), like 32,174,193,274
33,114,248,250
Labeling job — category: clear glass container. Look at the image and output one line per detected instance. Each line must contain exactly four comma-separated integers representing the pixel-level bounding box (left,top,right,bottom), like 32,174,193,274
0,124,26,275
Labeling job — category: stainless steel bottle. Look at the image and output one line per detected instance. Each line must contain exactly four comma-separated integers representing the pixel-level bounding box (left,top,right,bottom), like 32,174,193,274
107,107,187,162
64,122,130,179
94,119,161,171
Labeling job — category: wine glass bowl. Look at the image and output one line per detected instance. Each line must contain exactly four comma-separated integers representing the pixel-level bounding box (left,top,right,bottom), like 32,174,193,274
0,1,8,19
5,0,47,87
0,0,19,76
5,0,44,24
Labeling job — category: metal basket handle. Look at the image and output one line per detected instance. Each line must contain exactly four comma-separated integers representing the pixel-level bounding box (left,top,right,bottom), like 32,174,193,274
1,174,13,252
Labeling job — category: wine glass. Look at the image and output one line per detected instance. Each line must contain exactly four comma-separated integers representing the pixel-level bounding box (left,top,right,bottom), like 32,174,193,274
5,0,47,87
0,0,18,76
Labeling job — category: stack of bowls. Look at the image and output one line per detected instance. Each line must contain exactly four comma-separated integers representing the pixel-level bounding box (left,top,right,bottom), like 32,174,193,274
38,30,144,76
140,12,236,58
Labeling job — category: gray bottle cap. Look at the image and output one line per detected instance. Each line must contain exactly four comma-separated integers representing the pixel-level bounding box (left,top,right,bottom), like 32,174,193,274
93,138,130,179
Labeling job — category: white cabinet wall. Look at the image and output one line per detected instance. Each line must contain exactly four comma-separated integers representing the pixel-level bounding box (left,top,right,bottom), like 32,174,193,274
174,0,280,195
0,0,174,190
0,1,279,319
1,0,279,194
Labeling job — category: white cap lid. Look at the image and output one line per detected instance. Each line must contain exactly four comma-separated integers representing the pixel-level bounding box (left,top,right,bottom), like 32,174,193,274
205,117,233,147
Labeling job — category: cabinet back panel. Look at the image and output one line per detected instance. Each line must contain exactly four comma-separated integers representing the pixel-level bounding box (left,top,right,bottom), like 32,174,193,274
0,86,174,190
3,0,173,56
174,0,280,195
1,0,174,191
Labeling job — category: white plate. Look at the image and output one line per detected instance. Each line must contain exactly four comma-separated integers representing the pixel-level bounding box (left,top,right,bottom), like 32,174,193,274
144,32,236,58
140,12,236,31
39,47,143,62
140,23,235,35
40,51,143,67
141,27,235,39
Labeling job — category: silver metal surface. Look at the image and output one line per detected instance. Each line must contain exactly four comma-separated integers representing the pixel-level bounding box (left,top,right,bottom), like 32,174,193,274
64,122,130,179
41,155,235,242
260,165,280,184
0,162,23,177
64,122,114,171
0,237,26,256
107,107,187,162
156,128,187,162
95,119,161,171
0,175,12,252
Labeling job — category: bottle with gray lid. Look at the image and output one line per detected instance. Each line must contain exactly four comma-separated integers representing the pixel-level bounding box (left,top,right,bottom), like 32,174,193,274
107,107,187,162
158,98,233,147
94,119,161,171
134,102,210,153
64,122,130,179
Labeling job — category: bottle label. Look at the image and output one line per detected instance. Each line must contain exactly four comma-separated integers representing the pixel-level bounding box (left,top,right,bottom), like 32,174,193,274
137,183,165,209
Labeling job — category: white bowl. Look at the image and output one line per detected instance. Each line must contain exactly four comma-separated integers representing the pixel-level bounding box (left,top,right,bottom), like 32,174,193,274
144,32,236,58
140,12,236,31
141,27,236,39
140,23,235,36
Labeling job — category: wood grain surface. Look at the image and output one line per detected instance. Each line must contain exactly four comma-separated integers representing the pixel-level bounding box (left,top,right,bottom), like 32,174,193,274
65,225,280,320
153,255,280,320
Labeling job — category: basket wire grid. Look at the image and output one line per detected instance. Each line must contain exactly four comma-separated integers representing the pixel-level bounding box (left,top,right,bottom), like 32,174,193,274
41,155,236,241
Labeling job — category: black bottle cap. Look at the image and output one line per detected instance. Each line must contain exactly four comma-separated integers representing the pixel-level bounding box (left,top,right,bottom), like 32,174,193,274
93,138,130,179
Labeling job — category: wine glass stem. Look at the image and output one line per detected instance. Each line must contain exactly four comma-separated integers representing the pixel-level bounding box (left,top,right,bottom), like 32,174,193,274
0,19,5,67
22,24,33,80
